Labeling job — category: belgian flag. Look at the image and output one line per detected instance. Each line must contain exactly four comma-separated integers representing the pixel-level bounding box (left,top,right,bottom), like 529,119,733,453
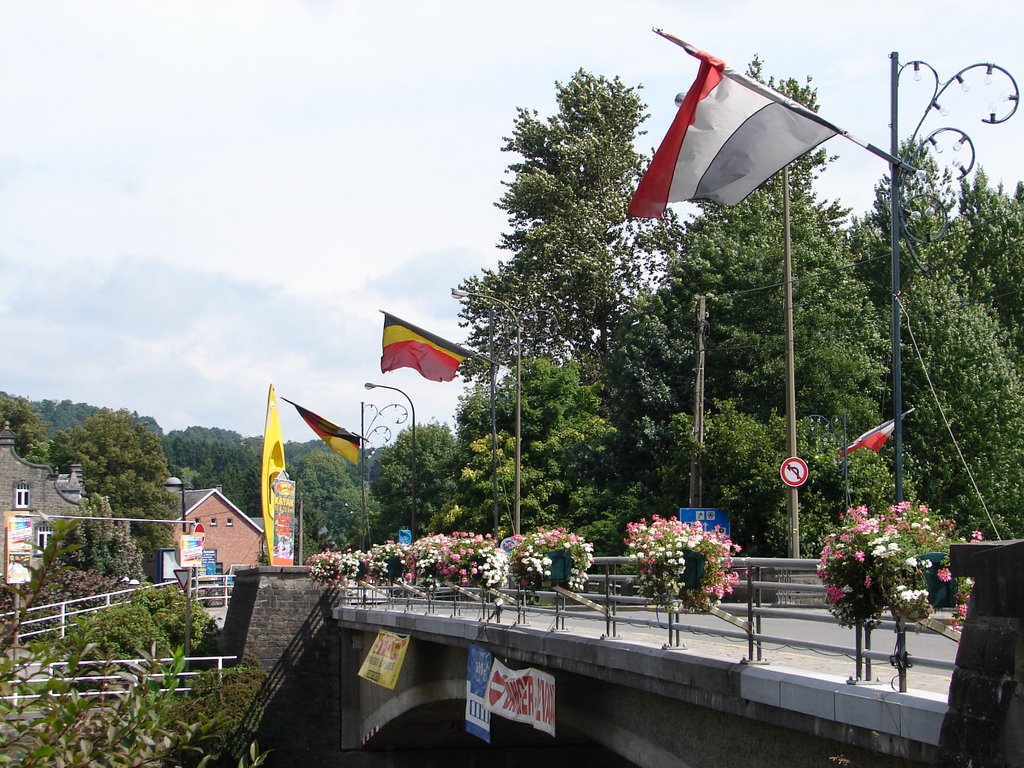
380,311,474,382
282,398,361,465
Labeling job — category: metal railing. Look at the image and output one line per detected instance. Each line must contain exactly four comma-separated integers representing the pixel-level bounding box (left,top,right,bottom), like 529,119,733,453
4,655,238,705
341,556,960,691
1,574,235,641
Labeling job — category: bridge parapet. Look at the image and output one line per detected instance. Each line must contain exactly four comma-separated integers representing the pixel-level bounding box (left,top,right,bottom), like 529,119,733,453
336,605,943,768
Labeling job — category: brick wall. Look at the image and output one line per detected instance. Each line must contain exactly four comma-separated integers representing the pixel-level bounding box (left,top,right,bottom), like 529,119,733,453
178,494,262,571
220,567,341,766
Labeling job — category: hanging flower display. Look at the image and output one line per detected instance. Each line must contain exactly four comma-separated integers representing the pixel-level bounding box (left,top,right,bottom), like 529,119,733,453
816,503,974,627
407,534,451,592
365,541,410,583
624,516,741,612
305,549,363,587
508,528,594,593
436,532,509,590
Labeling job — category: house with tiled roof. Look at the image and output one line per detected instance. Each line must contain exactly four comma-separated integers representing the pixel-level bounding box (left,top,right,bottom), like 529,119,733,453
0,423,84,555
175,487,264,573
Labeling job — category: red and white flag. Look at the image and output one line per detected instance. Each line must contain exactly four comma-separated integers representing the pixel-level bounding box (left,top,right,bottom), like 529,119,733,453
841,419,896,457
630,31,845,217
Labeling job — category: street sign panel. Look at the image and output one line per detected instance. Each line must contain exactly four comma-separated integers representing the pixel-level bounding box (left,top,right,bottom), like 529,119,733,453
194,522,205,543
780,456,809,487
173,568,189,592
678,508,730,537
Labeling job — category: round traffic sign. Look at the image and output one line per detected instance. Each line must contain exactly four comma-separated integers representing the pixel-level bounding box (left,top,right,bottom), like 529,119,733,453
780,456,809,488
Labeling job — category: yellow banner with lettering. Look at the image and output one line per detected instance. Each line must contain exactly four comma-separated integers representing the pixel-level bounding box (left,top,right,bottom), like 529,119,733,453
357,631,410,690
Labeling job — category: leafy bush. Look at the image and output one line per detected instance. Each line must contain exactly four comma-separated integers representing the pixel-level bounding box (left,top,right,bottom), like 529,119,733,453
69,601,169,657
170,656,267,766
64,586,217,658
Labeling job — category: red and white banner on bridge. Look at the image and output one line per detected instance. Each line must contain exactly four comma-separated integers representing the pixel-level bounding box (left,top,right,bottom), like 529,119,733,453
485,657,556,737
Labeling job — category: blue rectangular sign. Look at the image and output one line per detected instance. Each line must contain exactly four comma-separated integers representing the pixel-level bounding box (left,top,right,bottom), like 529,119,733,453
465,643,492,743
678,508,730,537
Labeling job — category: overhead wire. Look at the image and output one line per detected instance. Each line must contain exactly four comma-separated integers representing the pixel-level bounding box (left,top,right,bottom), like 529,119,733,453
898,295,1003,539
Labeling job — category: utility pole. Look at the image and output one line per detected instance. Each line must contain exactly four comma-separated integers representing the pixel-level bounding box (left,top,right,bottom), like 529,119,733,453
689,296,707,507
783,166,800,558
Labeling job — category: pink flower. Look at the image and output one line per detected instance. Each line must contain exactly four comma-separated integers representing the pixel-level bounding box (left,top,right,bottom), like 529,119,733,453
854,551,865,562
864,576,872,588
971,531,984,542
937,567,953,583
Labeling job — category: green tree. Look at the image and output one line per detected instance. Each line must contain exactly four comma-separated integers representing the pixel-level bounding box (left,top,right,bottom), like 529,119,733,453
50,409,175,553
0,393,51,463
452,359,613,542
163,426,262,522
455,69,672,382
369,422,458,541
292,448,361,553
61,495,144,580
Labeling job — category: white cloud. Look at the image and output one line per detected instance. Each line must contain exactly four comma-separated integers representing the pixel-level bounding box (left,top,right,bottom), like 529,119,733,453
1,0,1021,440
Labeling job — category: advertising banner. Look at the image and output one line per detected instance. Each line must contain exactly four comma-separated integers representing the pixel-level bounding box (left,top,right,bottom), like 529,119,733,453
179,534,204,568
465,644,492,742
271,473,296,566
485,658,556,736
357,630,410,690
4,512,33,584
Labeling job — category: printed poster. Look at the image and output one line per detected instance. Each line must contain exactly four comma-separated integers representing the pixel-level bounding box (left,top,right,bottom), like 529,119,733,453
271,474,296,566
465,644,492,742
4,512,33,584
179,535,204,568
357,631,410,690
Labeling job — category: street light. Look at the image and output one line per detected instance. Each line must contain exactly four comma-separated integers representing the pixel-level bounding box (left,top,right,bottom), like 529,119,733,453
360,398,411,548
365,383,417,539
452,288,523,536
162,476,191,660
887,54,1018,502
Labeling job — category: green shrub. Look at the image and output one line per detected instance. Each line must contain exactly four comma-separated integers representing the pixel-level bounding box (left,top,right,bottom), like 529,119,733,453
68,601,168,658
171,656,267,766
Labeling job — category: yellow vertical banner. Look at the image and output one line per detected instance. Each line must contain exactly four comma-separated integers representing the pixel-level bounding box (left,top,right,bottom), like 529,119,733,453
357,631,410,689
261,384,286,561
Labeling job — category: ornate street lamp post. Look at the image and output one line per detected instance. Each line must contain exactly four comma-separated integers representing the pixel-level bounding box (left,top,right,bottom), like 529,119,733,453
365,383,417,539
888,54,1018,503
359,399,412,548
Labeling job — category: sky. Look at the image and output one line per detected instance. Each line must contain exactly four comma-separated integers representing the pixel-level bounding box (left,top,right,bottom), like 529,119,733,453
2,1,1021,447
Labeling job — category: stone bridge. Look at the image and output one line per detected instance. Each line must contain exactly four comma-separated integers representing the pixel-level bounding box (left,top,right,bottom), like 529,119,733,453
220,541,1024,768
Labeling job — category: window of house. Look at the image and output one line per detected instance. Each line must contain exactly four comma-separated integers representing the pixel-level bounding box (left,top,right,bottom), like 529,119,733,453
37,524,54,551
14,482,30,509
210,518,217,527
226,518,233,527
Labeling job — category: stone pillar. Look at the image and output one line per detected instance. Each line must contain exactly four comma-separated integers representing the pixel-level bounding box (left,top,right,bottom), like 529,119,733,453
220,566,341,767
940,540,1024,768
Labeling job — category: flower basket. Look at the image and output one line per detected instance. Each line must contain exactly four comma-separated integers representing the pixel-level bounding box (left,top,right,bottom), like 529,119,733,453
508,528,594,593
436,532,509,590
306,549,362,587
679,549,706,591
919,552,956,609
625,516,740,613
545,549,572,584
386,556,405,581
817,503,968,626
365,541,410,583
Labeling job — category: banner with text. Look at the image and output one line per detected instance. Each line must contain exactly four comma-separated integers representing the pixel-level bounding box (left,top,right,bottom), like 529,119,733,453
485,658,555,736
4,512,33,584
271,473,296,566
357,631,410,690
465,644,492,742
